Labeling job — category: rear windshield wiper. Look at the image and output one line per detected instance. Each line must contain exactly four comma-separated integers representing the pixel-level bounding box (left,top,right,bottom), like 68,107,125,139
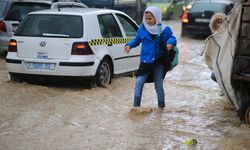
42,33,69,37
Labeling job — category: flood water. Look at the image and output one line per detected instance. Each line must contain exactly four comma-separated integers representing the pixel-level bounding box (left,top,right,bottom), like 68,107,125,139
0,20,249,150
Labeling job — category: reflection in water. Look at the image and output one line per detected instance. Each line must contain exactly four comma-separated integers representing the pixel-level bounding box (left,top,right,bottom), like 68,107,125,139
0,20,249,150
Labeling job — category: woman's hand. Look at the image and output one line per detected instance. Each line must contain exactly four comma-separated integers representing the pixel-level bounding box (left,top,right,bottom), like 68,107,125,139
124,45,131,53
167,44,173,51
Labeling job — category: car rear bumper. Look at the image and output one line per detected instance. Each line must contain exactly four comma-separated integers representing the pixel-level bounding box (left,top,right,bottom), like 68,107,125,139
182,24,211,36
6,52,100,77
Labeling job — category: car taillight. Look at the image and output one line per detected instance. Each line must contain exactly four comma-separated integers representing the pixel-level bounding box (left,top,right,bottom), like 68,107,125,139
0,20,7,32
182,13,189,23
8,39,17,52
71,42,93,55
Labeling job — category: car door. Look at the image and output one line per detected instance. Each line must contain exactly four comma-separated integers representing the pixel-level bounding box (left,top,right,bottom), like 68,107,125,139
115,13,140,72
97,13,128,74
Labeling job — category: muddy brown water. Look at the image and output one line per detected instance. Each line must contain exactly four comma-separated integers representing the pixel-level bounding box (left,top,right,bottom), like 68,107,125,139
0,20,249,150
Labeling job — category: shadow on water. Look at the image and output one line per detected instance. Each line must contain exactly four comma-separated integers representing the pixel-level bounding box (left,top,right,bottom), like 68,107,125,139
8,76,94,90
7,73,135,90
0,53,7,58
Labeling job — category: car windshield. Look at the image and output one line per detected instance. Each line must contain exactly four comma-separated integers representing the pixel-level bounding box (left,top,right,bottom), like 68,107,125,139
189,3,226,13
15,14,83,38
5,2,51,21
0,1,8,18
149,0,172,3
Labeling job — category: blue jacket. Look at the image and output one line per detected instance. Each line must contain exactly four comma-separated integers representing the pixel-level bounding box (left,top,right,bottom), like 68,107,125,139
127,25,176,63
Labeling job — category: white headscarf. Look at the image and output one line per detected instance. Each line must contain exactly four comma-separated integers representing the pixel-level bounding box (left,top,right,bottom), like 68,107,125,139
143,6,167,35
209,12,227,33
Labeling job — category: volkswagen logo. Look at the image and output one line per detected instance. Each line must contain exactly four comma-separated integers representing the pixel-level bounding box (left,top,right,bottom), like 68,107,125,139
39,41,46,47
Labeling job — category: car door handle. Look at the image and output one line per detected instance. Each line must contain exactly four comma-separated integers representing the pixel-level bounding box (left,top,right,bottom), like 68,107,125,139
107,43,113,46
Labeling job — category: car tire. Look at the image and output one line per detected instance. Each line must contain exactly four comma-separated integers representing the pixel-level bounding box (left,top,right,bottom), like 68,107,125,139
95,58,112,88
245,105,250,124
238,99,250,124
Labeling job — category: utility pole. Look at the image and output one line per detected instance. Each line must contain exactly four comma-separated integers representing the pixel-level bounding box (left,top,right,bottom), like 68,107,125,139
136,0,142,23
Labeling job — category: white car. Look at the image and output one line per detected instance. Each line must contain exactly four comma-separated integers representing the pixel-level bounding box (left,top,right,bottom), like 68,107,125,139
0,0,88,55
6,8,140,87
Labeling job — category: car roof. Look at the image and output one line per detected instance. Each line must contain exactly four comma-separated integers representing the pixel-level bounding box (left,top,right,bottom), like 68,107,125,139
6,0,88,10
3,0,88,21
0,0,11,2
8,0,53,5
9,0,83,4
28,7,125,16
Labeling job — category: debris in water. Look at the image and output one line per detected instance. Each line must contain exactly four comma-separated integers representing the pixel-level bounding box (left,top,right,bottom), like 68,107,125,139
182,138,198,146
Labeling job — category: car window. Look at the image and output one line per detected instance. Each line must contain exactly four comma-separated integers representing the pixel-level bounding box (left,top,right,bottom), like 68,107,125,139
98,14,122,38
5,2,51,21
116,14,138,37
15,14,83,38
52,3,88,8
189,3,226,13
0,1,8,17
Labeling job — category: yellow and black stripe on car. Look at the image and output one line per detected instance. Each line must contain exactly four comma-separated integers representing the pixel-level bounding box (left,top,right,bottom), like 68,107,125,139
88,37,133,46
88,37,140,61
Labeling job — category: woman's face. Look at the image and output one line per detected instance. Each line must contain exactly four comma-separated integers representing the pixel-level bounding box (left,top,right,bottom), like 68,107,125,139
145,12,156,26
215,18,223,29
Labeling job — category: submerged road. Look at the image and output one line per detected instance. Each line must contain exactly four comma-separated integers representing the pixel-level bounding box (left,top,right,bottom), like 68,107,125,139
0,20,249,150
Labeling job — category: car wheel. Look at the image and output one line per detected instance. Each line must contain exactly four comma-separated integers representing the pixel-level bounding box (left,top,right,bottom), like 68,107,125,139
96,58,112,87
238,99,250,124
245,106,250,124
10,73,23,83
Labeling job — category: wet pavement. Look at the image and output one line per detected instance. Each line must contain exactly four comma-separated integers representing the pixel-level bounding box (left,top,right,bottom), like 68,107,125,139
0,20,249,150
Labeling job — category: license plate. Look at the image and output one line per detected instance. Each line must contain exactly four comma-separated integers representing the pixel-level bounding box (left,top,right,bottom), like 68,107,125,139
26,62,56,70
195,18,210,23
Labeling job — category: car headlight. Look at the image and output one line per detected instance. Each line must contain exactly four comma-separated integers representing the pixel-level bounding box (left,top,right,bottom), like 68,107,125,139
183,4,192,11
186,4,192,10
161,7,167,12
